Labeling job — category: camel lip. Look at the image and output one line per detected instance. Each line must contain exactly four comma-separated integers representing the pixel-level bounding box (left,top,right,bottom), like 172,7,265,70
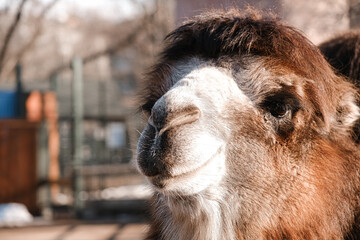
147,166,201,188
146,146,223,190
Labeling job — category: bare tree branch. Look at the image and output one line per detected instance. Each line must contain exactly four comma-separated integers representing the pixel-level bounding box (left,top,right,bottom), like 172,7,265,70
0,0,28,73
0,0,60,80
15,0,60,64
50,11,155,76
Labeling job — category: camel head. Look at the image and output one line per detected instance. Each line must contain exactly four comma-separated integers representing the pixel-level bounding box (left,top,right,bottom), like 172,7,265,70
136,9,360,240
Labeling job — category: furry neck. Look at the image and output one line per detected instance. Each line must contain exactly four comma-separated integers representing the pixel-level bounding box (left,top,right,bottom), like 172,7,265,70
151,189,238,240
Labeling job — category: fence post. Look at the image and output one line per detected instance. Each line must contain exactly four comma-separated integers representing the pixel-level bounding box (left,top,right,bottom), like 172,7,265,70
50,72,58,93
15,63,25,118
72,57,84,217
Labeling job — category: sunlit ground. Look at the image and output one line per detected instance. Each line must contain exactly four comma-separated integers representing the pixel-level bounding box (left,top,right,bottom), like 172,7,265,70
0,221,148,240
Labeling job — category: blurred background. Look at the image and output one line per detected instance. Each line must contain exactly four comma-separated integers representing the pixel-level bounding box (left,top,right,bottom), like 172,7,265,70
0,0,358,239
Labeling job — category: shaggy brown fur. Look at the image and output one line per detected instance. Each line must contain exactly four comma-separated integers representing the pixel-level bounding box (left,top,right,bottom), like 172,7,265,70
319,31,360,87
319,31,360,144
138,9,360,240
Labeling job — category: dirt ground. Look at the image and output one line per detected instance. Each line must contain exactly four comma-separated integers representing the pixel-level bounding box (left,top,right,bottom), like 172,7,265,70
0,221,148,240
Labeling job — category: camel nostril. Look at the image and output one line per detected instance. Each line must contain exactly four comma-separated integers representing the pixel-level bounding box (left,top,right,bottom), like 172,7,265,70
148,116,158,132
150,105,201,135
158,106,201,135
149,104,167,132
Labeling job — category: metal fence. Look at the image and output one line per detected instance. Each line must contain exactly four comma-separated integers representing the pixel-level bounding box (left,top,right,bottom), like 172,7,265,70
48,58,147,219
0,59,147,219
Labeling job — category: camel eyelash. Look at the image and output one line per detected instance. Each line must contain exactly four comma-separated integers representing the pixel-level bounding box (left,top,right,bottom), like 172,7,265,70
259,91,301,119
259,92,300,138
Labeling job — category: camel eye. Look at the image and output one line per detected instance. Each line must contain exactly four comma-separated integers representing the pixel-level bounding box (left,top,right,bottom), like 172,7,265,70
260,91,300,120
269,102,290,118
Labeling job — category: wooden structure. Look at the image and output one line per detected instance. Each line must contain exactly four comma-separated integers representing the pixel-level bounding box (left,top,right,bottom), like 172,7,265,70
0,120,39,214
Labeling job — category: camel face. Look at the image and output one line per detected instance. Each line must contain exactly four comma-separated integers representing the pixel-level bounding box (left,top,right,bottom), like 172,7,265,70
137,56,310,196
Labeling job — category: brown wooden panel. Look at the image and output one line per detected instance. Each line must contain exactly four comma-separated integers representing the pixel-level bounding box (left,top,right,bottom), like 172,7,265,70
0,120,39,214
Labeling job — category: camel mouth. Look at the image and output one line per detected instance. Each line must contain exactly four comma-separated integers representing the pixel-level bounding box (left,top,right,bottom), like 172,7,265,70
148,164,204,189
146,146,225,194
147,163,210,191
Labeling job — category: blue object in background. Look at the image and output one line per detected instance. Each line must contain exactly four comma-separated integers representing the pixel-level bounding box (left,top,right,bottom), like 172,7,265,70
0,91,17,119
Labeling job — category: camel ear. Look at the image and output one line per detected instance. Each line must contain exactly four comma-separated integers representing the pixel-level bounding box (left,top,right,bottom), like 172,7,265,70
332,89,360,137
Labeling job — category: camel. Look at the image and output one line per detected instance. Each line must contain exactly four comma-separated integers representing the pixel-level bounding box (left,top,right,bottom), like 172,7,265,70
136,9,360,240
319,31,360,144
319,31,360,87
